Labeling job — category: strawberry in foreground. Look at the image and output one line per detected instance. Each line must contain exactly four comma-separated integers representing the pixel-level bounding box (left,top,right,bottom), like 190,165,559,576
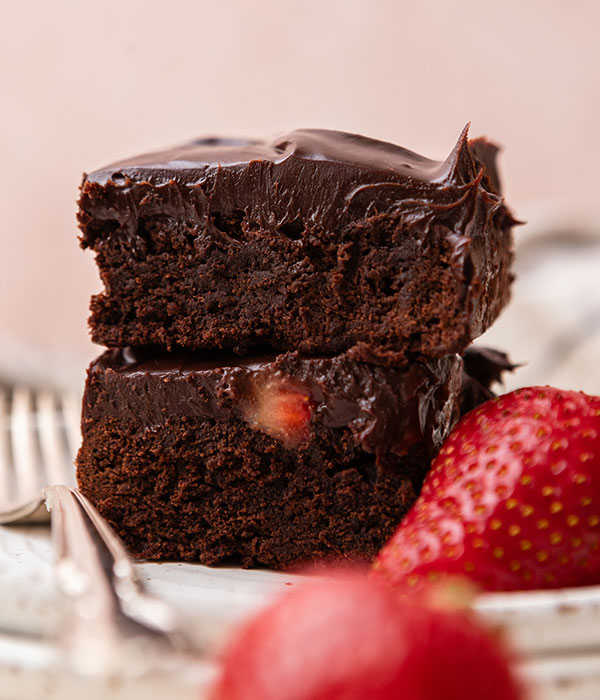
373,386,600,592
212,571,523,700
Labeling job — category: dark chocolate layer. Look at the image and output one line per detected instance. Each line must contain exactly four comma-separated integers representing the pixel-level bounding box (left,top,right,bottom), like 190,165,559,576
86,348,463,464
82,127,505,232
79,128,516,362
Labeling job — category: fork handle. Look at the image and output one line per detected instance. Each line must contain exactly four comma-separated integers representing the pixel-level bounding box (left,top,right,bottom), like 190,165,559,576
44,485,203,676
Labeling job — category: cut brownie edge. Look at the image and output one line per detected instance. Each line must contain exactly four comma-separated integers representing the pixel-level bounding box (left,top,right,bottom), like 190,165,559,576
76,417,421,569
85,213,512,363
75,345,516,569
76,348,464,568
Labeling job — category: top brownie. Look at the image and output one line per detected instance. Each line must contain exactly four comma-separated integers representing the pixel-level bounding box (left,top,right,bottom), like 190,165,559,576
79,127,516,364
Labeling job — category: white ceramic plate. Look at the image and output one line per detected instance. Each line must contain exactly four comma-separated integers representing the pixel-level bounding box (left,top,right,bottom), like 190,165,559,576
2,525,600,700
0,524,299,700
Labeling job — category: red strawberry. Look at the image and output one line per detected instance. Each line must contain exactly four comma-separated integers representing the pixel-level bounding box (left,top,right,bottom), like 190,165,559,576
372,386,600,592
246,375,314,447
212,571,523,700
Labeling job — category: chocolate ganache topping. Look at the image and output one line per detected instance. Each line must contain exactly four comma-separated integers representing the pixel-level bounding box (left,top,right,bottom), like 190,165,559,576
85,349,463,464
80,125,514,241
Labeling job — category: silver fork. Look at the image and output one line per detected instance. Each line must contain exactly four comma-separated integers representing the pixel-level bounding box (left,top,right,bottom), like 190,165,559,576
0,383,211,676
0,384,79,523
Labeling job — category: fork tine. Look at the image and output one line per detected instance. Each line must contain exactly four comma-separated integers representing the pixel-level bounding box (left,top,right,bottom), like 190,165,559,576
60,393,81,466
38,390,73,486
10,386,42,501
0,385,12,503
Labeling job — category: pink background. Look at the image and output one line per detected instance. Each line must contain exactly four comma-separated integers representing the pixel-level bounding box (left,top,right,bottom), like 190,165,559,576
1,1,599,371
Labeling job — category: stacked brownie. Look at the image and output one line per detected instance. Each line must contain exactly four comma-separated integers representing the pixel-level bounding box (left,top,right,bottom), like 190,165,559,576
76,127,516,568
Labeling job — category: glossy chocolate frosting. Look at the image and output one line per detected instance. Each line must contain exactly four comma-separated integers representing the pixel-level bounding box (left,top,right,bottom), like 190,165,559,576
460,346,518,413
85,349,464,463
80,126,513,239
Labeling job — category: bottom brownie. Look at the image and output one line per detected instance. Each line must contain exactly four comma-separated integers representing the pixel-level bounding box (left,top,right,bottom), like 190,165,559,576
77,349,464,568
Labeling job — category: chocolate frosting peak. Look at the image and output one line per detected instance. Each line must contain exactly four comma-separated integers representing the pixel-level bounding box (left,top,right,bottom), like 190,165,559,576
82,126,508,233
89,127,470,184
